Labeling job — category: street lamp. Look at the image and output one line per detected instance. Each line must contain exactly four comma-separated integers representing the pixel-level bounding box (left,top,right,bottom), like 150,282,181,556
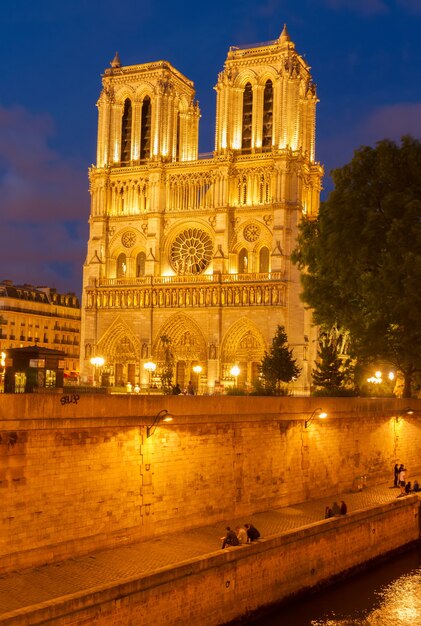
305,408,328,428
147,409,173,438
395,407,414,423
144,361,156,393
90,356,105,386
192,364,202,394
230,365,240,388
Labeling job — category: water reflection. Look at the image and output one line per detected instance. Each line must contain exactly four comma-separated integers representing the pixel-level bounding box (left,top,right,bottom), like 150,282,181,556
243,545,421,626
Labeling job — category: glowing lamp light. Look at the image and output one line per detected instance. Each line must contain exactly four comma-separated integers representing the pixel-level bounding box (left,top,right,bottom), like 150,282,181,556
192,365,202,375
367,371,382,384
90,356,105,367
144,361,156,373
305,408,328,429
147,409,174,438
230,365,240,377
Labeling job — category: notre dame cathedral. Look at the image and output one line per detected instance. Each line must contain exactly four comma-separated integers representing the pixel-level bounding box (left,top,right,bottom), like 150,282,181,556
80,25,323,393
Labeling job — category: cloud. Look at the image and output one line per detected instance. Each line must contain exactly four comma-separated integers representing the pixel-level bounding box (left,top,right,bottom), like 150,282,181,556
0,105,88,294
322,0,389,15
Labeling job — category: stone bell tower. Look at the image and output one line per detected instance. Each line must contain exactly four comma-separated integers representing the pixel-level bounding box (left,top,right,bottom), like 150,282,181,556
80,26,322,394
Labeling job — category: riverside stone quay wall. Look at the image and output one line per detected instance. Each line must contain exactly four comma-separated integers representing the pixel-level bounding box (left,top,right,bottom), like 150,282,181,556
2,497,420,626
0,395,420,573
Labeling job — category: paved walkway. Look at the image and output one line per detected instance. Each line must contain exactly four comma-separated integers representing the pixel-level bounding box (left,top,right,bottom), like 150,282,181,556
0,480,418,620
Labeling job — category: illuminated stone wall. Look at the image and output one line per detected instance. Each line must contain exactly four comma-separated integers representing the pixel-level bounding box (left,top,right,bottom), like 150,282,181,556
0,395,420,574
3,499,420,625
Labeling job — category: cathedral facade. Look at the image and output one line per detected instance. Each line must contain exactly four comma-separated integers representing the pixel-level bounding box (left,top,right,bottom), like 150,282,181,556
80,26,323,393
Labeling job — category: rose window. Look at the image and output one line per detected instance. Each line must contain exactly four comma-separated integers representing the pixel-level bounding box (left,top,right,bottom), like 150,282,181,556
122,231,137,248
170,228,213,275
243,224,260,242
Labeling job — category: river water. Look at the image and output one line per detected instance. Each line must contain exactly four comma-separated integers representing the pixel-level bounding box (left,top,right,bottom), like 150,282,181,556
239,544,421,625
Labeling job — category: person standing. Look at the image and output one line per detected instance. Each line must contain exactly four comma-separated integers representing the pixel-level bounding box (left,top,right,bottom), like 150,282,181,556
398,465,406,496
394,463,399,488
186,380,195,395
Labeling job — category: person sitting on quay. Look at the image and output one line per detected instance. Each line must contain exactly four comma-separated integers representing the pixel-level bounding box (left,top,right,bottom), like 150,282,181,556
405,481,412,495
172,383,182,395
236,526,248,544
413,480,420,492
221,526,240,549
340,500,347,515
332,501,341,516
325,506,333,519
245,523,261,542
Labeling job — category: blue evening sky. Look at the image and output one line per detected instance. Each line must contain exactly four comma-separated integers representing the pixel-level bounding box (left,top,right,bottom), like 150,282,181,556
1,0,420,296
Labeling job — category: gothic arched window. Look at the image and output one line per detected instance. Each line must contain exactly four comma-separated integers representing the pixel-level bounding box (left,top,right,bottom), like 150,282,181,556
259,247,270,273
140,96,151,159
262,80,273,152
176,111,181,161
238,248,248,273
136,252,146,276
117,253,127,278
241,83,253,154
120,99,132,163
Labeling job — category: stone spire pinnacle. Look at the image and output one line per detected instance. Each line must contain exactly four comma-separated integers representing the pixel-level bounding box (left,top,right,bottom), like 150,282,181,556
110,52,121,69
279,24,291,43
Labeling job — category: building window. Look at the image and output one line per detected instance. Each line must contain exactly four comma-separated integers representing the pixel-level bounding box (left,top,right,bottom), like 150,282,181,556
120,99,132,164
259,247,270,273
238,248,248,273
117,253,127,278
136,252,146,277
241,83,253,154
140,96,151,159
238,176,247,205
262,80,273,151
176,112,181,160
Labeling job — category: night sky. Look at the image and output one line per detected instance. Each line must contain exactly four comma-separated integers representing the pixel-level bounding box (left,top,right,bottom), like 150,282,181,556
1,0,420,297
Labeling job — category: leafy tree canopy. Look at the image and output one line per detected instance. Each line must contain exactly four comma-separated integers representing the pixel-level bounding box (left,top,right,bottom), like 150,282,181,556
312,331,353,395
292,136,421,397
259,325,301,394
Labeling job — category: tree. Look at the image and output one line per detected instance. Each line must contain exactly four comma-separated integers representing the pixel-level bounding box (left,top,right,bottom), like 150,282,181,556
292,136,421,397
259,325,301,394
312,331,353,395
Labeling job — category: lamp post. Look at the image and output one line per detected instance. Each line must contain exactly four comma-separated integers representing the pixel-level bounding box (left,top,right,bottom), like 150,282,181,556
147,409,173,438
230,365,240,388
305,408,328,428
192,364,202,394
144,361,156,394
90,356,105,386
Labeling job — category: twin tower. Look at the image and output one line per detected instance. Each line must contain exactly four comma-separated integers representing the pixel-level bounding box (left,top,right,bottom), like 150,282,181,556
80,26,323,393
